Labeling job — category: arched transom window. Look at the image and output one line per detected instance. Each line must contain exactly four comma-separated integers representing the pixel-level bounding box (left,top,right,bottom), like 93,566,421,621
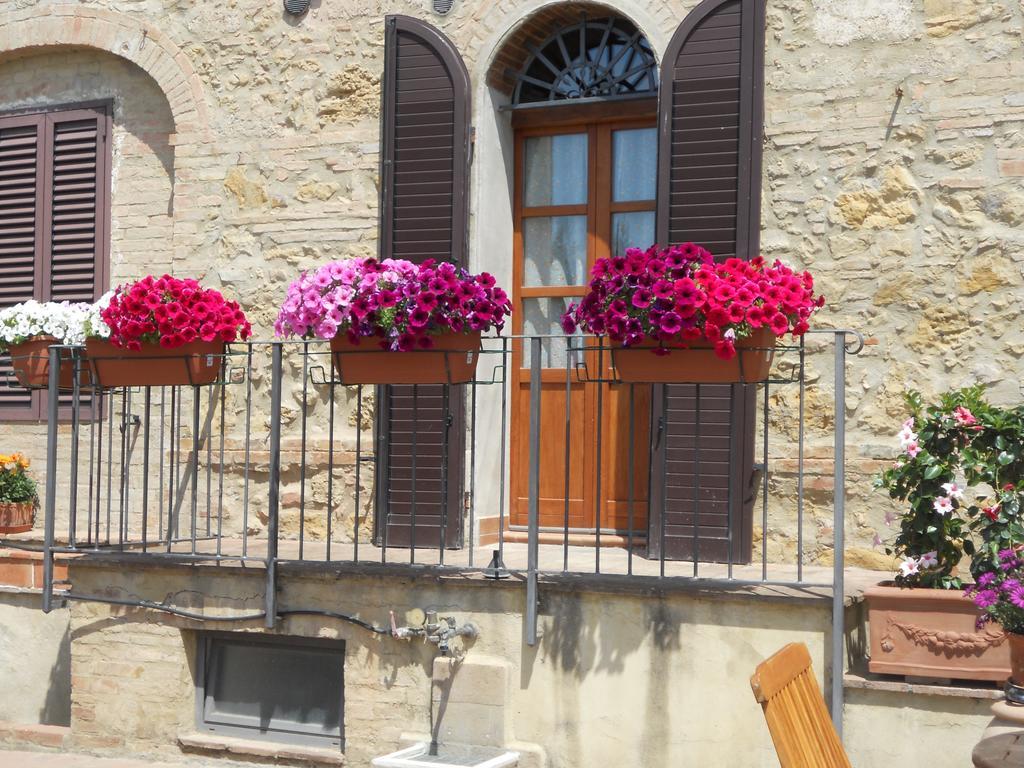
512,16,658,105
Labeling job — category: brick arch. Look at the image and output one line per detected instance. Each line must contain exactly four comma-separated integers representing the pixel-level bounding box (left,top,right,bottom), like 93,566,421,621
479,0,681,97
0,5,207,134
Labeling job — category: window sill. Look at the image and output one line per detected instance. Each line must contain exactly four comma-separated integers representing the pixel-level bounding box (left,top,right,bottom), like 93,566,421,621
178,732,344,766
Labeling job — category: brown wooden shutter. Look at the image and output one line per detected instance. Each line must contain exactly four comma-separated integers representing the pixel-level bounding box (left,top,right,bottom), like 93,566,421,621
44,107,110,304
649,0,766,562
374,16,471,549
0,104,109,421
0,115,44,417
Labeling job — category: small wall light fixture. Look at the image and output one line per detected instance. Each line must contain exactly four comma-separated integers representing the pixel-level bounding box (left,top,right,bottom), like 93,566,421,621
433,0,455,15
283,0,311,16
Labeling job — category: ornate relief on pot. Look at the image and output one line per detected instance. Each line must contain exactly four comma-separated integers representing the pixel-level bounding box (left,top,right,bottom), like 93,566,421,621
880,613,1007,657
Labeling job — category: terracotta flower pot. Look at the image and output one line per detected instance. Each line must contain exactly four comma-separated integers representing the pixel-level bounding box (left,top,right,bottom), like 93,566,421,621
329,331,481,385
610,327,776,384
1009,633,1024,686
0,500,35,534
7,336,90,390
866,583,1011,682
85,338,226,387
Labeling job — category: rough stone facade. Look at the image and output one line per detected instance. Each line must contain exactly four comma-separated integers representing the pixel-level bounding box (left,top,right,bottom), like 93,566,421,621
0,0,1018,568
0,1,1021,763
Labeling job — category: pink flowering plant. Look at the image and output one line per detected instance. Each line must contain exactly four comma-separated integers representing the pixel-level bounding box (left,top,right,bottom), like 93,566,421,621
96,275,252,350
559,243,824,360
875,387,1024,589
275,257,510,350
967,548,1024,635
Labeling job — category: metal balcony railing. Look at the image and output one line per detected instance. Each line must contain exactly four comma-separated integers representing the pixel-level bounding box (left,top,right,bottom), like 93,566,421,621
6,329,862,723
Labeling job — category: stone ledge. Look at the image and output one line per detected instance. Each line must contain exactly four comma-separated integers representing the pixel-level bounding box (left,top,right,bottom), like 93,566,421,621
0,721,71,750
844,671,1003,700
178,732,344,766
68,554,860,605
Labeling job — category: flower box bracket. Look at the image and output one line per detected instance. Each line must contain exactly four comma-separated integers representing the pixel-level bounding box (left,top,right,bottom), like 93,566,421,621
6,339,92,391
329,331,482,386
563,333,803,386
85,339,230,388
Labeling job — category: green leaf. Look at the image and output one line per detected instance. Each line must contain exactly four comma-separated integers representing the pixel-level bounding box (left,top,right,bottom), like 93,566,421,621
924,465,943,480
999,451,1015,465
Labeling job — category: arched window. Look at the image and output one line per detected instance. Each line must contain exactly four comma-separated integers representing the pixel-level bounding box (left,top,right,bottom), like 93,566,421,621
511,16,658,105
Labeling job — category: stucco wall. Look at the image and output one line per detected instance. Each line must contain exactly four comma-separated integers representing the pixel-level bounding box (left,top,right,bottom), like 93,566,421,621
67,561,835,766
0,590,70,727
63,561,1004,767
845,687,995,768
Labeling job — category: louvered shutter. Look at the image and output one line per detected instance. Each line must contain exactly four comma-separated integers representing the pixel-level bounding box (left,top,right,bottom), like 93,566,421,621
0,115,44,417
0,105,109,421
46,107,109,416
374,16,471,549
44,108,109,304
649,0,766,562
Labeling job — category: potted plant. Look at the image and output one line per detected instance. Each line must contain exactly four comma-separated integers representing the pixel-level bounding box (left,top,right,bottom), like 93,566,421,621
967,547,1024,699
275,257,510,385
0,453,37,534
868,388,1014,681
85,276,252,387
0,300,91,388
559,243,824,383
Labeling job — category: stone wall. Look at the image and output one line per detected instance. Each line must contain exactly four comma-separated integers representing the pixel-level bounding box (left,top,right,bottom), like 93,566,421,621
0,1,1021,572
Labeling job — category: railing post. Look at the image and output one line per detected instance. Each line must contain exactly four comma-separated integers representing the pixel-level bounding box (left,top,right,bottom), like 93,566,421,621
265,342,283,629
526,337,542,646
831,331,847,738
42,345,60,614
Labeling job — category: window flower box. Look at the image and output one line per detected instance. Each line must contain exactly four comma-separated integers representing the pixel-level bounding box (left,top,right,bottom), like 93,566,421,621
0,301,92,389
276,258,509,385
85,276,250,388
561,243,823,384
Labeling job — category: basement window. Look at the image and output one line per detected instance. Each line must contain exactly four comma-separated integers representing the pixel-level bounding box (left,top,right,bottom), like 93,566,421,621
196,632,344,749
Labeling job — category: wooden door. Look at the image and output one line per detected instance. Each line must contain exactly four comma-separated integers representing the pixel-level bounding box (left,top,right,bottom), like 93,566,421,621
510,115,657,536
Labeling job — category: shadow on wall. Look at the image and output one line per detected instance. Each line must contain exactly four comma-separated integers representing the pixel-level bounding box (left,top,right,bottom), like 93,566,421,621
39,621,71,727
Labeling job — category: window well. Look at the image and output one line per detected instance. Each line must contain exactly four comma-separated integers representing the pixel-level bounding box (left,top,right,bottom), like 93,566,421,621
196,632,344,749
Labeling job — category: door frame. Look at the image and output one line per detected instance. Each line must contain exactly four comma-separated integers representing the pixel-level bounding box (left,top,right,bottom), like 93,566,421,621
508,101,658,534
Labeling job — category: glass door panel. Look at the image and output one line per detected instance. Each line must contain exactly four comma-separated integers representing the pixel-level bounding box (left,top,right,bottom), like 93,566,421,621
522,216,588,286
611,211,655,257
612,127,657,202
524,133,589,207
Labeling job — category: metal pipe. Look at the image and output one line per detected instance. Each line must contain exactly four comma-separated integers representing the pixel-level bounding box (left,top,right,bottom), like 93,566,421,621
141,387,151,553
831,331,847,738
797,335,806,583
299,342,309,561
42,346,60,613
526,337,541,645
265,342,283,629
354,384,362,563
68,350,81,548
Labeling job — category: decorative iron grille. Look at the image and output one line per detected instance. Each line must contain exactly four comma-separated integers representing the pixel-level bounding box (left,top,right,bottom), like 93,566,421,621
513,16,658,105
433,0,455,15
